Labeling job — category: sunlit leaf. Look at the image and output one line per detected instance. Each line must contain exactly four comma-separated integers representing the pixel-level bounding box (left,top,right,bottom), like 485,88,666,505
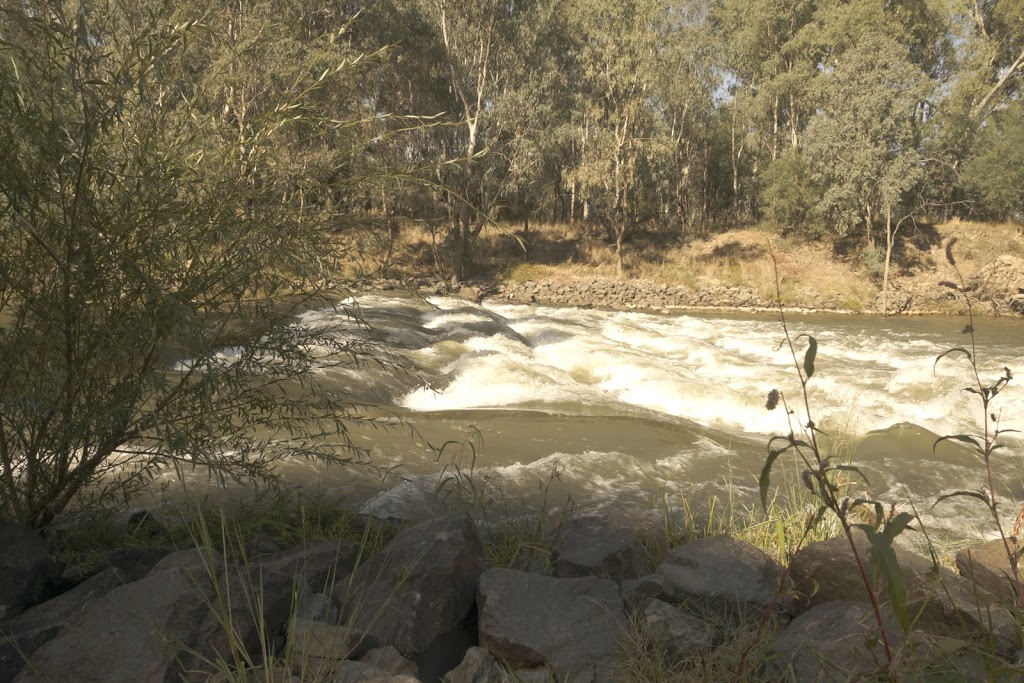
796,334,817,379
934,347,972,369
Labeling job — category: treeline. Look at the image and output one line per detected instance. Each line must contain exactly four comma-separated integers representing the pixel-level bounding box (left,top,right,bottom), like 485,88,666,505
6,0,1024,280
346,0,1024,275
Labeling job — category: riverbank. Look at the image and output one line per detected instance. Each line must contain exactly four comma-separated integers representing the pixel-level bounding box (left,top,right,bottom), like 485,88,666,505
4,495,1023,682
339,219,1024,317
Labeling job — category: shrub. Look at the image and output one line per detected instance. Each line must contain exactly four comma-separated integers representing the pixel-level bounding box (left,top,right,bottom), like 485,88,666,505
0,0,396,529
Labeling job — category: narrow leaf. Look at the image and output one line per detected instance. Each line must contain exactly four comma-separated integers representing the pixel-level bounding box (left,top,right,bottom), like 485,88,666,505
934,347,972,369
934,434,983,453
797,334,817,379
759,447,787,511
933,490,990,508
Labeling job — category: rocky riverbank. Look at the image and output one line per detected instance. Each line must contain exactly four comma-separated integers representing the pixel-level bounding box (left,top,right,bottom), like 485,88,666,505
353,253,1024,317
2,515,1021,682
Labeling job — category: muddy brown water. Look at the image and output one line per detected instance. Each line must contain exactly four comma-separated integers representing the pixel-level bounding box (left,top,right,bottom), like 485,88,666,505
149,294,1024,546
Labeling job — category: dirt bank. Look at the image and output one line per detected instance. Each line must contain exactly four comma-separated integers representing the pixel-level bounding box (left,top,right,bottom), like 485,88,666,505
342,219,1024,316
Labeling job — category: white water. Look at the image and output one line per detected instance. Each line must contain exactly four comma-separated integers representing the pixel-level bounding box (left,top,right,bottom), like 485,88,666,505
294,294,1024,541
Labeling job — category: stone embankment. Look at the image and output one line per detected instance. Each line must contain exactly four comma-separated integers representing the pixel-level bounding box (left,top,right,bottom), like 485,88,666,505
3,515,1022,682
353,254,1024,316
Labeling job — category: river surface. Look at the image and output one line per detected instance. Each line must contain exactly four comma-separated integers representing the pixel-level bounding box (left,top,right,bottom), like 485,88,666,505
191,294,1024,543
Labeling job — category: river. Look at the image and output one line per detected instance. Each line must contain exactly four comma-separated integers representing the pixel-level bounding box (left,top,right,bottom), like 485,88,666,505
213,294,1024,544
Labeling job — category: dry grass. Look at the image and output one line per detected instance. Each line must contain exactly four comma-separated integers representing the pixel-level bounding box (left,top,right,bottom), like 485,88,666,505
331,217,1023,313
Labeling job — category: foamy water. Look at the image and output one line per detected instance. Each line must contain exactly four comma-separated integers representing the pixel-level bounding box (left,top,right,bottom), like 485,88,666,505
289,294,1024,540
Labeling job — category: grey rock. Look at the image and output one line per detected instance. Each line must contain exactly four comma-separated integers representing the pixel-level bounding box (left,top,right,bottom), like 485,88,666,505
763,601,901,682
331,660,392,683
190,538,361,677
956,537,1024,603
441,647,509,683
622,573,673,609
478,568,626,683
296,574,339,622
1,565,142,681
0,544,168,680
0,525,60,622
554,516,646,584
14,554,215,683
339,513,488,658
360,645,419,676
640,598,715,659
790,529,1019,656
289,618,376,660
657,535,792,619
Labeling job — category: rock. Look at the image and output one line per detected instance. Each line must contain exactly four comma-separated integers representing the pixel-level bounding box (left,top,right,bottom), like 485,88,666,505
956,537,1024,603
790,529,1019,656
622,573,674,609
966,255,1024,314
640,598,715,659
0,524,60,622
360,645,419,676
207,666,298,683
339,513,488,658
190,538,361,677
657,535,792,619
553,516,646,584
441,647,509,683
289,618,376,660
14,550,217,682
0,550,166,682
296,574,340,622
330,660,393,683
1,543,168,679
477,568,626,683
763,601,902,682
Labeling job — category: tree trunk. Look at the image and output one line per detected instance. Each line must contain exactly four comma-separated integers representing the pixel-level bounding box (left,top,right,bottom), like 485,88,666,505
615,231,625,280
882,204,893,316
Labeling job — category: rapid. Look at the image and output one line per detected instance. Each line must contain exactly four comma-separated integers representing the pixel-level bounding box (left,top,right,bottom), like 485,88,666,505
268,294,1024,542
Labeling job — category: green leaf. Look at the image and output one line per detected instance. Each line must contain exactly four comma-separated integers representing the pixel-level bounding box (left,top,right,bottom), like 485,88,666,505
934,347,972,369
759,446,788,511
934,489,990,508
860,520,913,634
796,334,817,379
934,434,983,454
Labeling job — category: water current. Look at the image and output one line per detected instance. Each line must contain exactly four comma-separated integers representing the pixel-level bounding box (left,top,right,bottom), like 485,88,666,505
211,294,1024,543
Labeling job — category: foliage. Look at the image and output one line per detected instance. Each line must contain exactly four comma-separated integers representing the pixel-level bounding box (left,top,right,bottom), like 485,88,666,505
0,0,400,529
932,239,1023,607
962,102,1024,221
802,30,930,244
761,149,823,237
759,260,916,669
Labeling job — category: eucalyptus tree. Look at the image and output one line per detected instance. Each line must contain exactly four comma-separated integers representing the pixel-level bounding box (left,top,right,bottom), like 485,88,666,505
803,31,931,247
567,0,675,277
0,0,396,529
657,0,718,234
962,101,1024,219
712,0,819,218
961,0,1024,119
388,0,554,280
